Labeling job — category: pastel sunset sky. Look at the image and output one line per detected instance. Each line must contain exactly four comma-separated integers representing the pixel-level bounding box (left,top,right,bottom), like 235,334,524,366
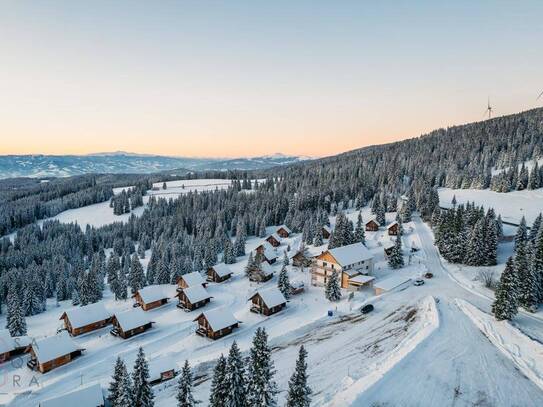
1,1,542,157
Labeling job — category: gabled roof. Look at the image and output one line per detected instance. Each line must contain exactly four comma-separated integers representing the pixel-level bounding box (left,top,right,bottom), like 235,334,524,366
136,285,168,304
40,383,103,407
258,262,274,276
256,241,275,252
210,263,232,278
262,246,278,261
194,307,239,332
114,308,151,332
0,330,30,354
249,287,286,308
61,302,111,329
365,218,380,226
374,275,412,291
387,221,399,229
326,242,373,266
182,285,212,304
322,225,331,233
277,224,292,234
31,333,82,364
349,275,376,284
148,357,177,383
267,233,282,242
180,272,205,287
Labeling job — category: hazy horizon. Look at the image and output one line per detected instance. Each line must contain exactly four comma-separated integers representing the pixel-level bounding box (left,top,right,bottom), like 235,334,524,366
1,1,542,157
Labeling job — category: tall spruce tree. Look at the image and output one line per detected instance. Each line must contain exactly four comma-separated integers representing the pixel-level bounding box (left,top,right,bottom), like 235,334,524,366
492,257,519,321
176,360,199,407
209,354,228,407
286,346,311,407
246,328,277,407
388,234,404,269
325,271,341,302
277,265,291,300
108,357,130,407
224,341,246,407
130,254,147,294
515,241,538,312
132,347,154,407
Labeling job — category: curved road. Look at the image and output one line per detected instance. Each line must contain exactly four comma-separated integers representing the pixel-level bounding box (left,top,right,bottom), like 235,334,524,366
353,216,543,407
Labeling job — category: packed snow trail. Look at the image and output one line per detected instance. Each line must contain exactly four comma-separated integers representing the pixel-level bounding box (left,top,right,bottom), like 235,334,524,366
352,216,543,407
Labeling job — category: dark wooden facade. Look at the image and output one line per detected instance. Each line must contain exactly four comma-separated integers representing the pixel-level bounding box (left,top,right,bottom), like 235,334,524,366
194,315,238,340
176,290,211,311
265,235,281,247
387,222,399,236
134,292,168,311
110,317,153,339
60,313,111,336
206,267,232,283
27,349,83,374
365,219,379,231
322,226,331,239
276,226,290,238
249,293,286,316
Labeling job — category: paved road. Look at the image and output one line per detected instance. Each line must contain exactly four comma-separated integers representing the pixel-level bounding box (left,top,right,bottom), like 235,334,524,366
352,216,543,407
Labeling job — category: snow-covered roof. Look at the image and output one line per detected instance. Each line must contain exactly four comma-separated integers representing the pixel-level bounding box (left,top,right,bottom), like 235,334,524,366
374,275,412,291
194,307,239,332
387,221,399,229
327,242,373,266
383,241,395,250
0,330,31,354
262,246,278,261
210,263,232,278
349,275,376,284
148,357,177,383
114,308,151,332
32,332,82,364
257,241,275,252
323,225,331,233
183,285,212,304
61,302,112,329
365,218,380,226
136,285,168,304
249,287,286,308
40,383,104,407
277,225,292,234
181,272,206,287
267,233,282,242
259,262,274,276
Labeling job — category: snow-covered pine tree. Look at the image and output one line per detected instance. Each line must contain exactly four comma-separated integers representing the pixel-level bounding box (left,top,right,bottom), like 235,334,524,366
108,357,129,407
130,254,147,294
515,216,528,249
534,228,543,303
376,202,386,226
209,354,228,407
515,241,538,312
224,341,246,407
131,347,154,407
245,252,255,278
155,258,170,285
176,360,199,407
492,257,519,320
286,345,311,407
277,265,291,300
313,227,324,246
354,212,365,244
223,239,236,264
325,271,341,302
388,234,404,269
283,250,289,267
6,291,27,336
71,289,80,305
246,327,277,407
117,269,128,300
530,213,543,242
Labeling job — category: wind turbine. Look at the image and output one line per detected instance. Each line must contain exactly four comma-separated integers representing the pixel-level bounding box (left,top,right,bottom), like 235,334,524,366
537,90,543,101
483,97,493,119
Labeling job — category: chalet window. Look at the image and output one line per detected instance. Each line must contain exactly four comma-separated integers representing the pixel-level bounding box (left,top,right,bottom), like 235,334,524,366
323,262,327,267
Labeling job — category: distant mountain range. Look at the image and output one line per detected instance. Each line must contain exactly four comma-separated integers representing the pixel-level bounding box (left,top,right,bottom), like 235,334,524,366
0,152,312,179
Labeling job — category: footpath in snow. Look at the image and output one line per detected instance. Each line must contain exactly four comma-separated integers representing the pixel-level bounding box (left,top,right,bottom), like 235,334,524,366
457,298,543,392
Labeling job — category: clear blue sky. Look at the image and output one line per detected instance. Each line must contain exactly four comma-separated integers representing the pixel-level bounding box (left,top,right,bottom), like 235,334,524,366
1,1,542,157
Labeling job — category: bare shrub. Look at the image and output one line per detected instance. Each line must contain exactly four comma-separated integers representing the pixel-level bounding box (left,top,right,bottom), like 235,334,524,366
477,270,496,289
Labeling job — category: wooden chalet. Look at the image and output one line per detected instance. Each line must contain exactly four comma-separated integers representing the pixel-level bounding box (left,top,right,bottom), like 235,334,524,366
383,241,395,257
0,330,30,364
27,333,84,373
39,383,104,407
365,219,380,232
134,285,169,311
265,233,282,247
322,225,331,239
387,221,400,236
276,224,292,238
176,285,212,311
311,242,374,290
207,263,233,283
149,357,177,385
248,261,274,282
60,303,112,336
194,308,240,340
110,308,153,339
248,287,287,316
177,271,207,289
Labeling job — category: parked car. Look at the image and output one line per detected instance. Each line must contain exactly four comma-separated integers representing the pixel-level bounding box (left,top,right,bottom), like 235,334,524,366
413,279,425,286
424,272,434,279
360,304,374,314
